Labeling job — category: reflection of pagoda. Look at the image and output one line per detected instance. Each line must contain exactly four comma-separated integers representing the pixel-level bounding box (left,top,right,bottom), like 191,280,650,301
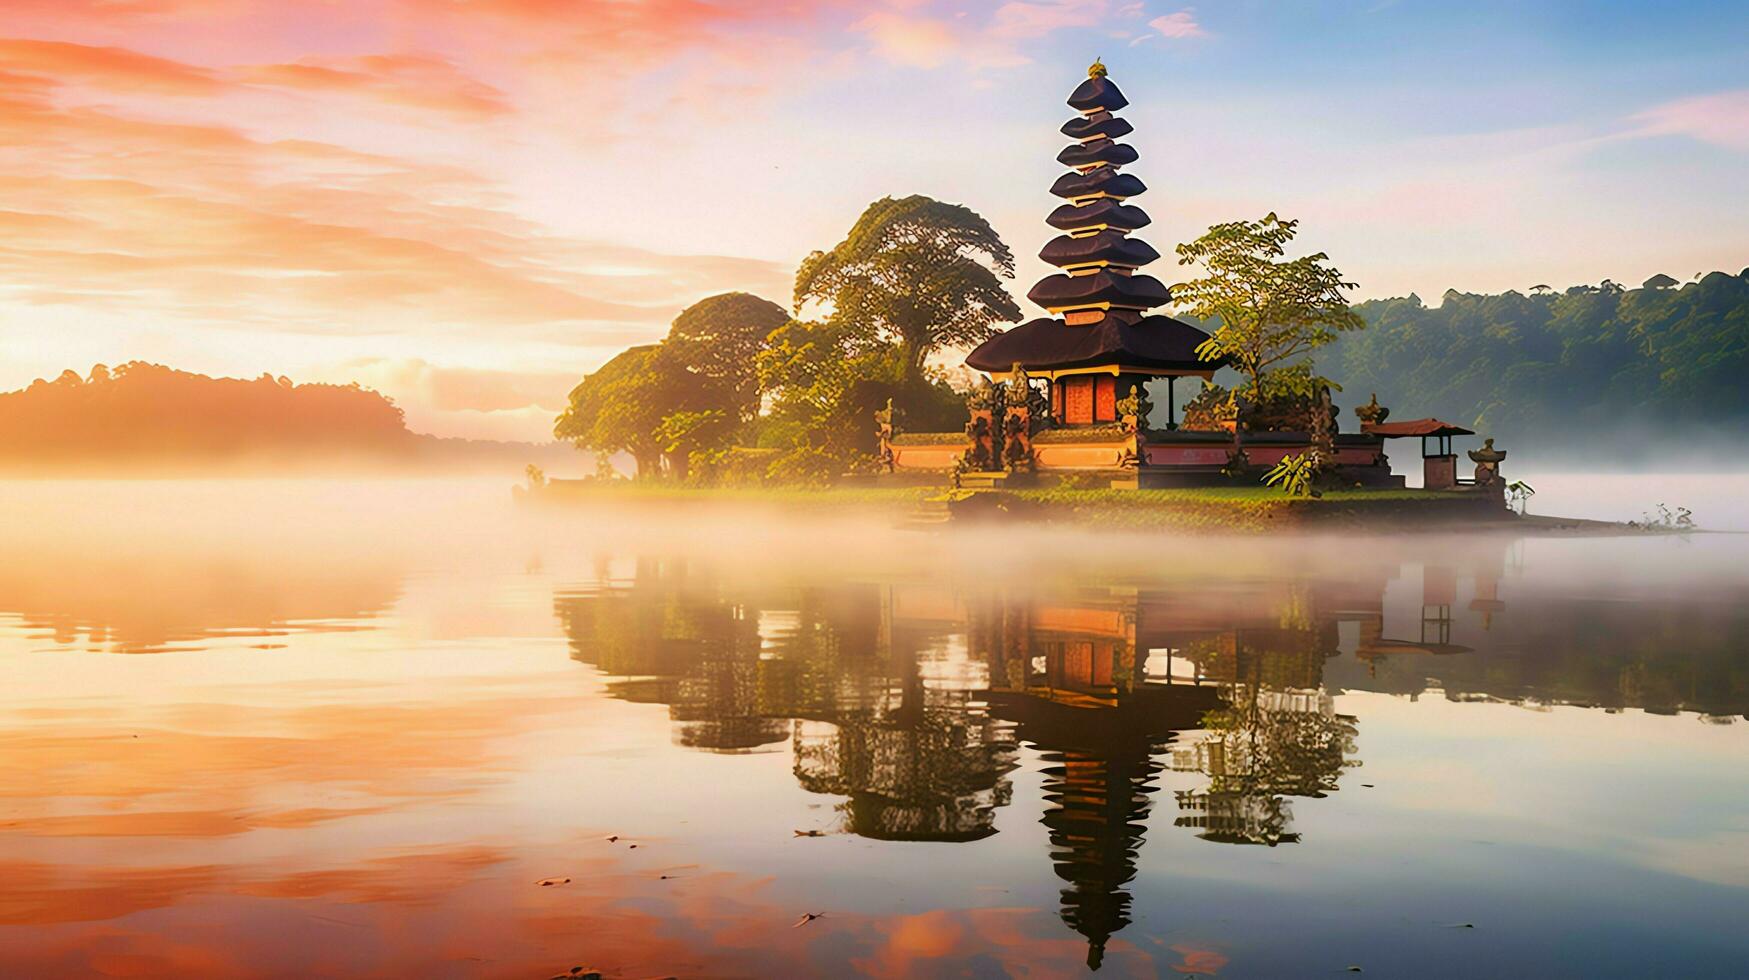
969,589,1219,970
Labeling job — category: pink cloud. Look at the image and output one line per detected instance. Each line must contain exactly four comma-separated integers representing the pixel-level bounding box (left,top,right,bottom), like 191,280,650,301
1150,9,1206,39
1628,89,1749,151
989,0,1110,40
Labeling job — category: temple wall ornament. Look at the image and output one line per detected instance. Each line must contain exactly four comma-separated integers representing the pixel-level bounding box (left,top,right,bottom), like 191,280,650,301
1354,392,1390,429
1114,384,1151,469
874,397,896,473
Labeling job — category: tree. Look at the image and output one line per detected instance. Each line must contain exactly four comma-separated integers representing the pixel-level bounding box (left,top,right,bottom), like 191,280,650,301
1642,273,1678,290
554,345,679,477
665,292,790,424
795,195,1021,378
1173,213,1364,400
756,319,904,483
1332,269,1749,455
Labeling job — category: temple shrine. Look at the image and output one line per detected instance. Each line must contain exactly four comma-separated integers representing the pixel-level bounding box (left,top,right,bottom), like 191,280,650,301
878,61,1503,494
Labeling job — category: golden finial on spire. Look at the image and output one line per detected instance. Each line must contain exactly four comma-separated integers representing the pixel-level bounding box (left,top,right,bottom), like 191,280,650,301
1088,57,1107,79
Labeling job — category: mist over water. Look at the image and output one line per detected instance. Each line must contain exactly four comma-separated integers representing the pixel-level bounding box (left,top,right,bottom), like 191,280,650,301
2,478,1747,978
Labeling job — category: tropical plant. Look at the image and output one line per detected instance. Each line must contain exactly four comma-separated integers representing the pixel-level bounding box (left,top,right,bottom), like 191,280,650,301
1261,451,1320,497
1630,503,1696,530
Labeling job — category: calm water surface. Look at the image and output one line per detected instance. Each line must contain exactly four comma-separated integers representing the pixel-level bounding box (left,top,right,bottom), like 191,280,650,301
2,480,1747,978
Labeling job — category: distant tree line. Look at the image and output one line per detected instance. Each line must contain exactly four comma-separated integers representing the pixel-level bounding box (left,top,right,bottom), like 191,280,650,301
0,362,416,466
1331,270,1749,453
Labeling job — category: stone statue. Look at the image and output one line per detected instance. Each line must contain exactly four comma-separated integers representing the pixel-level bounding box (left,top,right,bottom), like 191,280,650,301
1354,392,1390,427
1468,437,1507,486
1114,384,1152,435
873,397,895,473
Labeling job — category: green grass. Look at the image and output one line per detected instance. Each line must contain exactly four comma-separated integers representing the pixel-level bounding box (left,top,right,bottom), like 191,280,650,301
531,479,1502,533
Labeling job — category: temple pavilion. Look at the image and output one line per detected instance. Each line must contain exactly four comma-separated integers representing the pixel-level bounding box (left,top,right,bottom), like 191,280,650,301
877,60,1501,494
964,59,1221,427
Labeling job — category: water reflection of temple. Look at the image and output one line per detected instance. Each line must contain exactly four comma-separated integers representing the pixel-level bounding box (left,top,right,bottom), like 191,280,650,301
553,544,1749,970
954,584,1361,967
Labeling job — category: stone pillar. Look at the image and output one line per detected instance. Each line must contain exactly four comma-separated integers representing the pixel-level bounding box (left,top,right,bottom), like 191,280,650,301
1424,454,1457,490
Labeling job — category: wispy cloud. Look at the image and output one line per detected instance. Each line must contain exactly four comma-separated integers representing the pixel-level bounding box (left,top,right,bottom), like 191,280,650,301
1152,8,1206,38
0,44,786,337
1626,89,1749,151
239,54,514,120
0,37,221,94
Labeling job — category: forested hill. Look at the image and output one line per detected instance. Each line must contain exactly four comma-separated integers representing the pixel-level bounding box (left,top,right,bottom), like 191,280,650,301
1331,270,1749,456
0,361,567,473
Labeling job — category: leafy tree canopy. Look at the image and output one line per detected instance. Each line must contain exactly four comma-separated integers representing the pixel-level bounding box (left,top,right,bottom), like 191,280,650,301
795,195,1021,376
664,292,790,423
1173,212,1364,400
555,345,702,476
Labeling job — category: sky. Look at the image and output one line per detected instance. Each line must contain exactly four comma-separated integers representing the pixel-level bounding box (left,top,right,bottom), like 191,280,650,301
2,0,1745,441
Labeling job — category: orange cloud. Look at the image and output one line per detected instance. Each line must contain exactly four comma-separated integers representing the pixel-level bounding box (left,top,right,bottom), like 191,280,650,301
239,53,514,119
0,37,221,94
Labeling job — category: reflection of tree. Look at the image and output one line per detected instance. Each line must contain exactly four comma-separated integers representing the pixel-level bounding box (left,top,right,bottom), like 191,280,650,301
554,559,787,753
555,574,1018,834
792,684,1015,841
1168,629,1358,846
1171,685,1358,845
0,548,401,654
1334,598,1749,717
786,590,1017,842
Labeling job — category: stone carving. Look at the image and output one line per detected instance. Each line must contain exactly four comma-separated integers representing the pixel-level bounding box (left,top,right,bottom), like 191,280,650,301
1468,437,1506,486
874,397,895,473
1354,392,1390,428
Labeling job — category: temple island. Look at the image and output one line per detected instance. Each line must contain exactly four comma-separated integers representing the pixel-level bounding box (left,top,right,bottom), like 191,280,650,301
876,63,1509,501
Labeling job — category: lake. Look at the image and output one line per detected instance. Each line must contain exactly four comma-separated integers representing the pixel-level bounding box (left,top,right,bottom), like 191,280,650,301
1,479,1746,978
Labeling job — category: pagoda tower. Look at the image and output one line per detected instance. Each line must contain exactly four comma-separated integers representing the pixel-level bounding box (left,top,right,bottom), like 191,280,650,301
966,60,1221,429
